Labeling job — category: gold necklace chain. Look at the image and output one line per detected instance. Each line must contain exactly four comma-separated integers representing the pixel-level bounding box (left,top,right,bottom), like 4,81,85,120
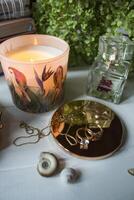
12,101,103,148
13,102,91,147
13,121,51,146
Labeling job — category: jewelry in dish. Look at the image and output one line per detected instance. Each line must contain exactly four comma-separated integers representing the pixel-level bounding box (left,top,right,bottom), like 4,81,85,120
86,123,103,142
75,127,90,149
75,124,103,149
51,100,124,159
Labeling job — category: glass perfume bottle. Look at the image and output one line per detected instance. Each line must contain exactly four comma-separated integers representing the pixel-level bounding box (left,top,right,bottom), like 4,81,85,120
87,35,134,103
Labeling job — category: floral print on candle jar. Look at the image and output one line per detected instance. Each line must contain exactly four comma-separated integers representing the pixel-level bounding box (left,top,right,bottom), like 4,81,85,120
8,65,65,113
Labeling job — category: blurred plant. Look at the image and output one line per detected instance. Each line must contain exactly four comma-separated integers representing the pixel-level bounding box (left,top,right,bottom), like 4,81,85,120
33,0,134,69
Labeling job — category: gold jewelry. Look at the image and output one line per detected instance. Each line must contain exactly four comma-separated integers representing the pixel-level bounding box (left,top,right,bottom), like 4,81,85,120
61,124,77,146
75,123,103,149
75,127,90,149
13,121,51,146
86,123,103,141
52,109,104,149
13,101,103,147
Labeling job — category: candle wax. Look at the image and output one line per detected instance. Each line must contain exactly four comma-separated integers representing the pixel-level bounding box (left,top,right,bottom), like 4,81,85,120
7,45,63,62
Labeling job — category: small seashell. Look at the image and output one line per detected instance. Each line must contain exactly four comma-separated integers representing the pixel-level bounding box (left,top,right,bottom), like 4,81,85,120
37,152,58,177
60,168,79,183
128,168,134,176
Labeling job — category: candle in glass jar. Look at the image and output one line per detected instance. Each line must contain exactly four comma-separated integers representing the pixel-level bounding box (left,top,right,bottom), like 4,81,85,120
7,45,63,61
0,34,69,113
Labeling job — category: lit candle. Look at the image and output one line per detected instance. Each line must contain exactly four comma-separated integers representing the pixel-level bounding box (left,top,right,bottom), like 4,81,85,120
7,45,63,62
0,34,69,113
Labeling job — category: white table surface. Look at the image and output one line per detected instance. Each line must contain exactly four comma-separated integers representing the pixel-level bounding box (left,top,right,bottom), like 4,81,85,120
0,69,134,200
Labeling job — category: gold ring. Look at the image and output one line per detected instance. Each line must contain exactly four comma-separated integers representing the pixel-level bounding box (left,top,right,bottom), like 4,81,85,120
86,123,103,141
75,127,90,149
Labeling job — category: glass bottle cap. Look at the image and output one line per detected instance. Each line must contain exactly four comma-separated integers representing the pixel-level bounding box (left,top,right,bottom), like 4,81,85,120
99,35,134,62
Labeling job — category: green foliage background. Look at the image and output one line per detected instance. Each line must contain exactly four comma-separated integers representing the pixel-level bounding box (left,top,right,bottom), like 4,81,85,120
33,0,134,67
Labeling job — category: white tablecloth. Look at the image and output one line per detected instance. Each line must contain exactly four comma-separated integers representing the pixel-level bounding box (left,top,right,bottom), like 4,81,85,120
0,69,134,200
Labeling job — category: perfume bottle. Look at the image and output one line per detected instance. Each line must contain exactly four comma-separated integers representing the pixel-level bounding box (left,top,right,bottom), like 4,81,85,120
87,35,134,103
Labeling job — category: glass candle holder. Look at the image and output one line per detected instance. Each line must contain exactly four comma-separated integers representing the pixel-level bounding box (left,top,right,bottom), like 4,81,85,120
0,34,69,113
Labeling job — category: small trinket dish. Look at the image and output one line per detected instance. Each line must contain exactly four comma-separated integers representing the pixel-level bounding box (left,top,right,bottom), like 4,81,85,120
37,152,58,177
51,100,124,160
